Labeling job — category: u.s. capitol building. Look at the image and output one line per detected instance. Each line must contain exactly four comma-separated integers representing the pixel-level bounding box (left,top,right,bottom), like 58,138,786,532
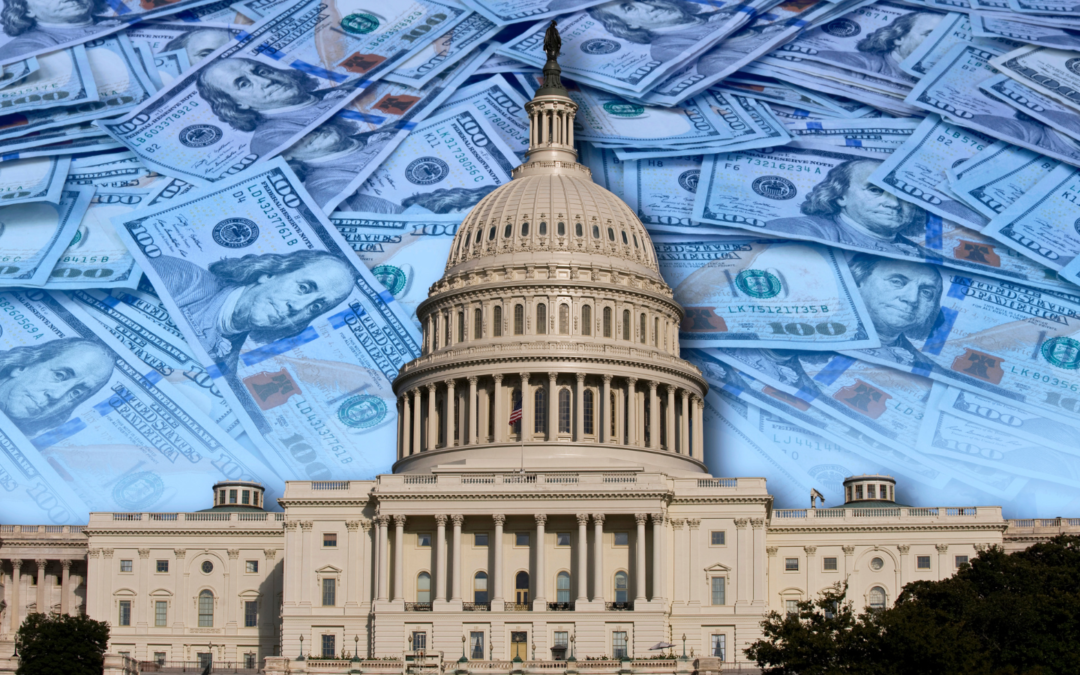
0,35,1074,675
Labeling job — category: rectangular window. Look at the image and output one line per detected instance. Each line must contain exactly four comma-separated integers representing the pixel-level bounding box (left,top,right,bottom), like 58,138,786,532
955,555,969,568
230,489,237,504
120,560,132,573
612,631,628,659
323,533,337,547
155,600,167,627
470,632,485,660
868,485,876,499
156,560,169,573
711,635,726,660
515,532,530,546
154,652,166,666
244,601,257,627
855,485,863,500
553,632,568,648
219,489,226,505
197,654,212,670
118,600,131,626
412,632,427,650
321,635,335,659
322,578,336,606
823,557,838,571
785,599,799,616
556,532,571,547
711,577,726,605
246,560,259,574
710,531,725,546
474,532,488,547
417,533,432,547
613,532,629,546
917,555,931,570
245,654,256,669
785,558,799,571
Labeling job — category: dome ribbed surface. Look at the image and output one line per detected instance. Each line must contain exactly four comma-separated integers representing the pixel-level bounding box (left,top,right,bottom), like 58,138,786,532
445,170,661,278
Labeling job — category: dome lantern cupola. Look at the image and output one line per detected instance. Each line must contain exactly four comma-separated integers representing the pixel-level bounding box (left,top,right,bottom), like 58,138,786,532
391,23,708,475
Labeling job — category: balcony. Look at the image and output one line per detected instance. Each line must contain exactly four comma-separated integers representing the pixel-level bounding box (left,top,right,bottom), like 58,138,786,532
404,602,433,612
605,601,633,611
769,506,1004,525
546,602,574,611
462,602,490,611
139,662,257,674
504,602,532,611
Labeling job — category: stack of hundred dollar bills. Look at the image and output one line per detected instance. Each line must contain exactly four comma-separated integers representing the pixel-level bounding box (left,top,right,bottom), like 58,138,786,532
1,0,1080,525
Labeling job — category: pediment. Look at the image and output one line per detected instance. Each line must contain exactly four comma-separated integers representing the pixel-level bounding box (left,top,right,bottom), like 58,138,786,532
315,565,342,574
704,562,731,573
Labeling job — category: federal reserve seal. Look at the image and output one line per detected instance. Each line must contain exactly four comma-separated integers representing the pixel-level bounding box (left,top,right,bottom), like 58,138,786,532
1041,336,1080,370
1074,217,1080,236
752,176,798,200
338,394,387,429
341,13,379,34
735,269,782,299
602,101,644,117
372,264,407,296
821,18,860,37
581,38,621,55
113,471,164,510
405,157,450,185
178,124,223,148
1067,58,1080,77
678,169,700,193
212,218,260,249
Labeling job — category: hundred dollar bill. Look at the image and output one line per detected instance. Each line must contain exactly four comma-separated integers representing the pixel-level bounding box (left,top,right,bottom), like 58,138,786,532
0,56,38,88
500,1,757,94
0,35,157,144
981,74,1080,145
868,115,993,230
150,48,190,87
972,14,1080,51
839,255,1080,426
67,151,161,190
899,11,1018,77
0,290,283,512
384,13,500,88
99,0,469,185
43,187,147,290
983,163,1080,272
1006,0,1080,13
905,44,1080,169
991,46,1080,115
0,155,70,205
68,288,244,439
947,141,1059,219
328,212,462,328
0,413,89,524
578,142,623,198
0,186,93,287
443,75,530,158
339,105,520,214
653,235,880,350
939,385,1080,456
0,46,97,116
461,0,607,26
123,22,238,64
570,85,735,147
113,157,421,480
716,77,851,117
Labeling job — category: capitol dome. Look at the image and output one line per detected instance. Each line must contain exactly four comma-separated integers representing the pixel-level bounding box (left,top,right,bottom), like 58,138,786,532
391,39,707,475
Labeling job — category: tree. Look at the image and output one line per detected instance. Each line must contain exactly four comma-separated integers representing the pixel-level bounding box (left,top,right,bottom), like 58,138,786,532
16,613,110,675
747,536,1080,675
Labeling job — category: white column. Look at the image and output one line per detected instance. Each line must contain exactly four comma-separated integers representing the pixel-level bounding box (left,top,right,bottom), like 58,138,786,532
665,386,676,451
445,380,457,447
592,514,605,604
842,545,855,582
173,549,186,626
533,514,547,609
548,372,558,440
680,390,689,455
493,374,504,443
671,520,686,603
392,515,405,601
576,514,589,604
468,376,479,445
634,514,647,603
377,516,389,601
626,378,637,446
60,559,71,615
936,544,949,581
35,559,45,619
9,559,20,632
412,389,423,454
687,519,701,606
752,518,767,605
451,515,463,603
435,515,448,603
520,372,531,441
426,384,438,450
651,514,664,603
360,521,372,604
401,395,411,458
805,546,817,600
346,521,360,607
734,519,749,606
898,544,910,589
226,549,239,629
300,522,313,606
648,382,659,449
600,375,611,443
492,515,505,610
693,397,704,459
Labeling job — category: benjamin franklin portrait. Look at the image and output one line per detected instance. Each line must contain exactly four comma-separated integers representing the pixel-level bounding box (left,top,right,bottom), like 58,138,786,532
587,0,741,64
284,119,399,208
163,27,231,66
0,0,120,60
816,11,941,82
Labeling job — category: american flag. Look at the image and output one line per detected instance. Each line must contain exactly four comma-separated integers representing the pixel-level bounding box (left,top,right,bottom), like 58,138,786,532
508,400,522,425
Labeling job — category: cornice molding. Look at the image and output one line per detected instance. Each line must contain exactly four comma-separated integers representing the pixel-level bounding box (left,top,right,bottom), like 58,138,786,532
82,529,284,537
767,524,1009,534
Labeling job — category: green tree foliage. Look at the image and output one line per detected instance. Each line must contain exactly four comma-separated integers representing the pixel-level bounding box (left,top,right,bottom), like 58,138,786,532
746,535,1080,675
16,613,110,675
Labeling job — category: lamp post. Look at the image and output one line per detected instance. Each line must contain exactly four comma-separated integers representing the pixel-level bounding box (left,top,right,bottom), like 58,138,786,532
567,635,576,663
353,635,361,663
680,635,687,661
459,635,468,664
298,635,305,661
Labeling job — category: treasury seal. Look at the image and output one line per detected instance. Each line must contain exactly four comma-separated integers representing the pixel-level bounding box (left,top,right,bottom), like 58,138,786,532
341,13,379,34
338,394,387,429
678,169,700,193
1041,336,1080,370
178,124,223,148
372,264,407,296
603,101,644,117
405,157,450,185
113,471,164,510
1067,58,1080,77
735,269,783,299
212,218,260,249
821,18,860,37
581,38,621,55
752,176,798,200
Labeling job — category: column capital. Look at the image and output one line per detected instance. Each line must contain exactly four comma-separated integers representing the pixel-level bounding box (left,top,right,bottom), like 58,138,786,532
535,514,547,526
375,515,390,527
627,376,638,385
687,518,701,530
670,518,685,529
11,558,23,568
444,379,456,388
842,545,856,555
897,545,911,554
393,514,407,527
468,375,478,384
426,382,437,392
974,543,990,553
283,520,298,530
663,383,675,393
60,559,72,570
750,518,765,529
650,513,665,525
227,549,240,559
102,549,114,559
695,396,704,408
300,520,314,531
577,372,586,383
411,387,421,397
766,547,778,557
602,374,613,383
34,558,46,567
263,549,278,560
493,373,504,383
548,372,558,381
492,514,505,525
935,544,949,553
346,520,361,531
634,513,648,525
434,514,448,527
138,549,150,559
591,513,605,524
85,551,99,560
803,546,817,556
360,519,373,531
520,372,530,383
451,514,465,527
733,518,749,529
648,380,658,392
576,513,590,526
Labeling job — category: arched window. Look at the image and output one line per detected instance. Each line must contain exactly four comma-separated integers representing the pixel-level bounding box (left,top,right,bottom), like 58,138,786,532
534,387,546,434
575,223,583,237
584,390,594,435
582,305,591,335
559,304,569,334
515,571,530,606
504,223,512,238
458,311,465,343
463,232,471,249
614,572,628,603
417,572,431,603
494,306,503,337
556,572,571,604
432,317,439,351
607,227,615,241
869,586,887,610
514,304,524,335
445,312,451,347
592,224,600,239
558,389,571,434
639,313,646,344
474,572,489,604
622,310,630,341
603,307,612,337
198,590,214,627
610,390,618,438
474,308,482,340
521,221,529,236
558,221,566,236
539,221,547,235
653,317,659,346
621,231,628,245
536,303,547,335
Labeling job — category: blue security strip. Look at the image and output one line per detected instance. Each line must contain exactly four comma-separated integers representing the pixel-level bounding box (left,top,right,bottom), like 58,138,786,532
339,110,388,124
806,122,823,129
290,60,351,84
922,307,960,357
395,121,418,131
925,215,943,250
205,362,227,380
845,139,865,147
241,326,321,367
791,109,810,117
790,18,810,27
379,290,395,305
0,152,21,161
31,418,87,449
102,0,132,15
233,31,252,42
812,354,857,386
328,304,367,330
139,370,163,388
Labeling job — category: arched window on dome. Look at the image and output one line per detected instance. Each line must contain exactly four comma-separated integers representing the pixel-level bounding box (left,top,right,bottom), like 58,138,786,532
504,223,513,238
653,317,659,347
559,304,569,335
557,221,565,236
536,303,547,335
463,232,470,249
622,310,630,341
488,226,496,241
869,586,887,610
603,307,611,338
607,227,615,241
539,221,547,235
474,308,482,340
583,390,594,435
494,306,503,337
514,305,524,335
639,313,647,344
521,221,529,236
534,387,546,435
621,230,628,245
575,223,583,237
558,389,571,434
581,305,591,336
592,224,600,239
